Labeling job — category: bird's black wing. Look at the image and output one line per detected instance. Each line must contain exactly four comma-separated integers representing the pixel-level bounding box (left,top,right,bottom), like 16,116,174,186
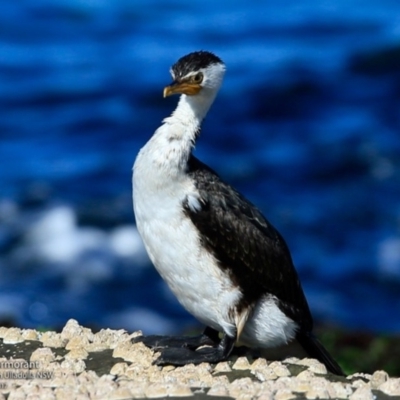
184,156,313,330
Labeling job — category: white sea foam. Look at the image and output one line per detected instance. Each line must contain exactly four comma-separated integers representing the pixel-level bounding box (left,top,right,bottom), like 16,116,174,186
24,206,110,265
109,225,147,260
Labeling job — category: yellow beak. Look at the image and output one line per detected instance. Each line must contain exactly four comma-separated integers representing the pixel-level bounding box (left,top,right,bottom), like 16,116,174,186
163,81,202,97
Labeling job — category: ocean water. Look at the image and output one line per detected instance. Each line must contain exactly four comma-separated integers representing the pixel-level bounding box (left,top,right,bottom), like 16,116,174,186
0,0,399,334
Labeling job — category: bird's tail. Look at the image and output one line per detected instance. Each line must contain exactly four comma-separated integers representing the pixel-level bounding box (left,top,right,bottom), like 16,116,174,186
296,331,345,376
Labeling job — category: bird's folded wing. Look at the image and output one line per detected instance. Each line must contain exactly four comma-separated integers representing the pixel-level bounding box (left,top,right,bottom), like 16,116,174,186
184,156,312,329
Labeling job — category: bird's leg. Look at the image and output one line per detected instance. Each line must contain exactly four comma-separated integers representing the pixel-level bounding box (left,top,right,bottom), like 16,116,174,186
202,326,221,343
154,332,236,366
132,326,220,350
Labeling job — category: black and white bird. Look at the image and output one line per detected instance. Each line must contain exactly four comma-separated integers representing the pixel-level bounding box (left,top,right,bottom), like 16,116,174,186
132,51,344,376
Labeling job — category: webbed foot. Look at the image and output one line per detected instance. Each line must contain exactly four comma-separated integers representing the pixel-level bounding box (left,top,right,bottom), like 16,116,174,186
154,333,236,366
132,326,220,350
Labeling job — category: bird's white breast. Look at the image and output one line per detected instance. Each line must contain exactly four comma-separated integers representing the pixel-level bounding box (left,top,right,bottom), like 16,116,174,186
132,133,240,338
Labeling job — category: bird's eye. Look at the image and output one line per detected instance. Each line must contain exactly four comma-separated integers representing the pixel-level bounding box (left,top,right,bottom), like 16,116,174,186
192,72,203,84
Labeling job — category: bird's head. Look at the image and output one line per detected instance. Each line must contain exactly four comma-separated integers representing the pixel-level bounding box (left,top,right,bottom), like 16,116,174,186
163,51,226,98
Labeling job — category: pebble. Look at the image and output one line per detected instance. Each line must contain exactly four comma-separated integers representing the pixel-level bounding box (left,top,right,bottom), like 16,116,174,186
108,387,133,400
296,358,327,374
60,358,86,374
269,361,291,377
291,379,311,393
113,339,156,365
207,383,230,396
0,328,9,340
3,328,23,344
232,356,251,370
8,388,26,400
91,375,118,398
144,383,169,398
124,382,146,398
251,358,268,371
162,365,175,373
91,329,132,350
30,347,55,365
379,377,400,396
21,329,39,341
228,377,257,398
349,386,375,400
351,379,368,389
296,370,315,380
212,374,230,387
308,362,327,375
214,361,232,372
40,331,66,348
370,370,388,389
65,336,89,350
305,388,329,399
60,319,93,342
168,363,214,387
65,348,89,360
257,391,274,400
274,388,296,400
253,368,277,382
167,384,193,396
110,362,128,376
329,382,353,399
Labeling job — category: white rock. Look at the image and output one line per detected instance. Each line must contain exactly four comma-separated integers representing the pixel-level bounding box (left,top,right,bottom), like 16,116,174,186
3,328,23,344
232,357,251,370
370,370,389,389
305,388,329,399
379,378,400,396
269,362,291,377
349,385,375,400
30,347,56,365
144,383,168,398
274,388,296,400
329,382,353,399
214,361,232,372
207,383,230,396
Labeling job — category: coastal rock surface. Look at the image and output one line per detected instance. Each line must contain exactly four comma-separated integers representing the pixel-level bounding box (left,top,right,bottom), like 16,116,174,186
0,319,398,399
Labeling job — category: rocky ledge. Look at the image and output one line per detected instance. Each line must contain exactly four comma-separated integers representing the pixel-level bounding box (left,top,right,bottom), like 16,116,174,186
0,319,398,399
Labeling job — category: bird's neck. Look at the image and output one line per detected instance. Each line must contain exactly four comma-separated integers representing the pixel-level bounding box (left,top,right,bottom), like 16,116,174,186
171,91,215,126
147,92,216,172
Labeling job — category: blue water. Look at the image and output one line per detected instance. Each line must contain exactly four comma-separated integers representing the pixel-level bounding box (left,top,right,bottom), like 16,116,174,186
0,0,400,334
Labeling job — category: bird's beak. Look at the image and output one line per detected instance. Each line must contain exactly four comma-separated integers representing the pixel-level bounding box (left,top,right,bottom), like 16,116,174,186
163,80,202,97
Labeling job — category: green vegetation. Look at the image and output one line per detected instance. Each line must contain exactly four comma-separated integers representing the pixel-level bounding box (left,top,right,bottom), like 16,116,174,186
317,326,400,377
